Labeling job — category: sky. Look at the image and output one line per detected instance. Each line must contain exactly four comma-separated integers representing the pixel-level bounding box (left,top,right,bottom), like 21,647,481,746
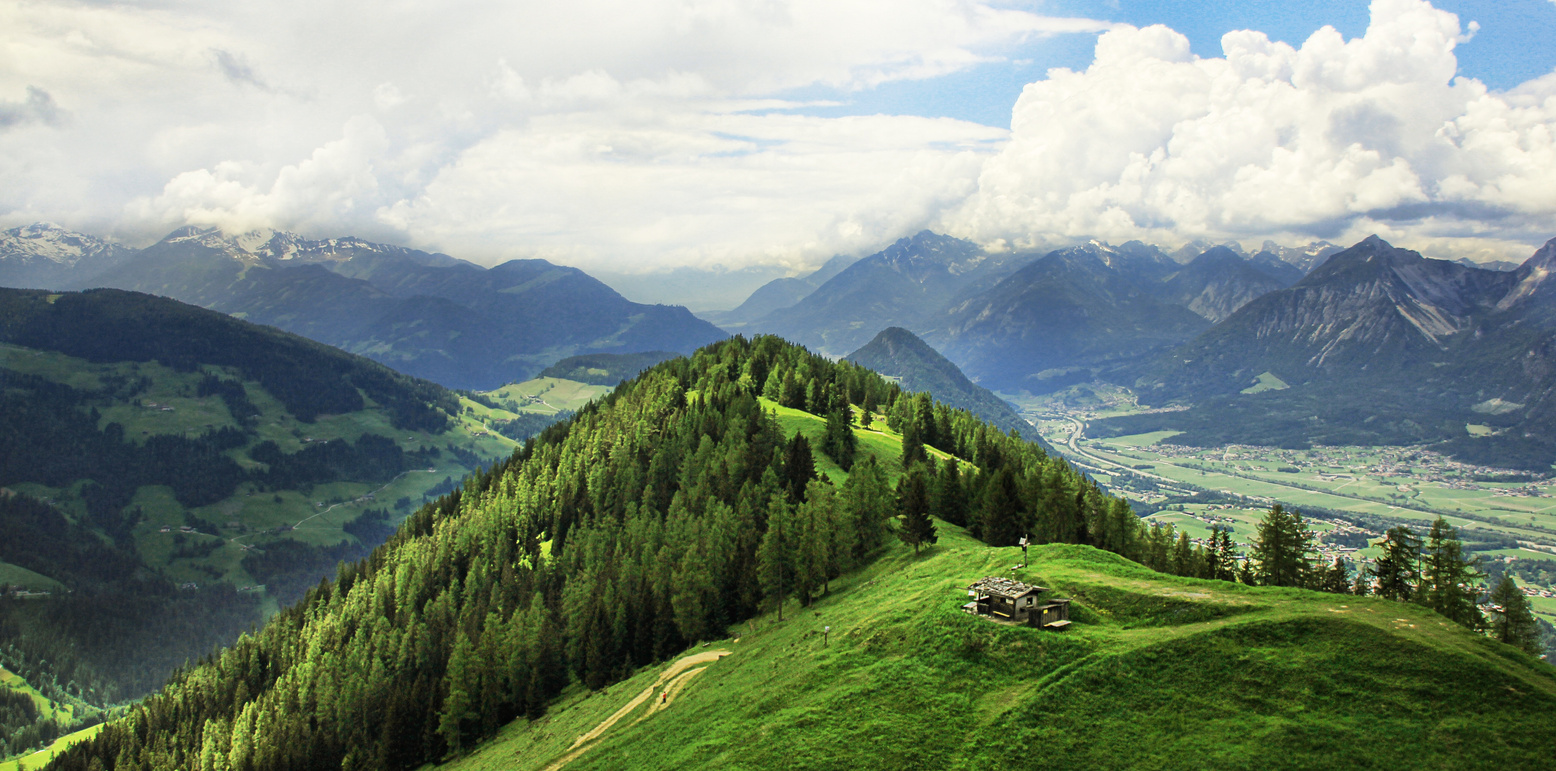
2,0,1555,273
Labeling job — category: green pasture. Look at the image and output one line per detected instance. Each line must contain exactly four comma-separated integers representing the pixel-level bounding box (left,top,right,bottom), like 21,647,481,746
434,521,1556,771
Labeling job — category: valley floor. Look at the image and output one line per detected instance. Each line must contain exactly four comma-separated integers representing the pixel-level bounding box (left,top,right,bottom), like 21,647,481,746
1010,384,1556,632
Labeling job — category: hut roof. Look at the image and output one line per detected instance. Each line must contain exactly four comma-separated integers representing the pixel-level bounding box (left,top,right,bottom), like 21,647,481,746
967,576,1047,600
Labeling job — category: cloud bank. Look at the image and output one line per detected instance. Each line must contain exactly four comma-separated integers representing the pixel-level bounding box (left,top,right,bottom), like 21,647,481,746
0,0,1101,271
2,0,1554,269
942,0,1556,262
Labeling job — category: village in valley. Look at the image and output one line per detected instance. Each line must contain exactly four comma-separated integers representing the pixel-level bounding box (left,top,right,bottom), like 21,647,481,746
1003,383,1556,628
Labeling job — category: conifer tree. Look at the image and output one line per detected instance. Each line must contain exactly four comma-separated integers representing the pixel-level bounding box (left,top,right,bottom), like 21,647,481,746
820,399,857,471
932,459,968,527
1489,574,1541,656
781,433,816,502
1373,526,1422,601
900,428,927,471
897,469,935,555
978,467,1024,547
1170,530,1196,577
1418,517,1482,629
1318,557,1351,594
842,455,892,558
757,495,794,621
438,631,476,754
1351,561,1373,596
1251,504,1313,587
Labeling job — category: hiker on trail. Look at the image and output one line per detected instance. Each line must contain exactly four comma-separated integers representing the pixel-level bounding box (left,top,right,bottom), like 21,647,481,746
661,691,668,704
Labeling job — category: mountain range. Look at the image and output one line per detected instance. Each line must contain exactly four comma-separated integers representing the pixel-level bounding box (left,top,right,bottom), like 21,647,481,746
1111,235,1556,468
0,224,725,390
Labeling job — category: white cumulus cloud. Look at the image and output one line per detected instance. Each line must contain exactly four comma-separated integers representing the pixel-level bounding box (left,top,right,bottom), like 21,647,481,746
0,0,1107,271
941,0,1556,262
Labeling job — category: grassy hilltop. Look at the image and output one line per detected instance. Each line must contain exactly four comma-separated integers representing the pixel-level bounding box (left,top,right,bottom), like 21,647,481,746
443,528,1556,771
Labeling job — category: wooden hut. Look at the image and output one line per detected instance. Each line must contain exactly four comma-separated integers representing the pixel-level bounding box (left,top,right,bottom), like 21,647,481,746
964,577,1071,629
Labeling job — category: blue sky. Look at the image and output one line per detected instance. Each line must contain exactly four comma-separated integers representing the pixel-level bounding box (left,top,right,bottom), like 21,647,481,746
788,0,1556,127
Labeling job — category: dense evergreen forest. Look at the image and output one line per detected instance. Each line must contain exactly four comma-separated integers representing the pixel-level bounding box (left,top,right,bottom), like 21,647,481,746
0,287,505,745
0,288,455,432
45,335,1145,770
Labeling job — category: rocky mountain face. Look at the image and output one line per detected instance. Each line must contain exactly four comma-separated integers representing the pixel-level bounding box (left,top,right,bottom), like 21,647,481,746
0,223,136,288
744,231,1038,355
1159,246,1290,323
926,242,1210,393
43,226,725,390
700,254,858,329
1143,236,1515,397
1252,239,1343,274
1124,236,1556,468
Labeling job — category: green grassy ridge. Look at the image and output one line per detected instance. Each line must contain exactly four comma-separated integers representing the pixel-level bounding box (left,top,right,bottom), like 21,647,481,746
0,724,103,771
440,527,1556,770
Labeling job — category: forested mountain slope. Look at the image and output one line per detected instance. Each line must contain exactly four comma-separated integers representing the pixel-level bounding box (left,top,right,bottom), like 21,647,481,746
0,288,516,708
41,334,1556,770
45,335,1114,770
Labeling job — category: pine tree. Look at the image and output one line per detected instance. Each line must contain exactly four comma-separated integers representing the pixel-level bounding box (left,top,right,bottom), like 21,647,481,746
1318,557,1351,594
978,468,1024,547
1250,504,1313,587
820,402,857,471
1373,525,1422,601
897,469,936,555
1418,517,1482,629
757,495,794,621
932,459,968,527
1489,574,1541,656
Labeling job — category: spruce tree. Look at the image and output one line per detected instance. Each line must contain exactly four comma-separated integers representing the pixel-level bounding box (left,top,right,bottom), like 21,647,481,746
897,469,935,554
1318,557,1351,594
978,467,1025,547
900,428,927,471
757,495,794,621
1418,517,1482,629
932,459,968,527
1170,529,1196,577
821,402,857,471
781,433,817,502
1373,526,1421,601
1251,504,1313,587
1489,574,1541,656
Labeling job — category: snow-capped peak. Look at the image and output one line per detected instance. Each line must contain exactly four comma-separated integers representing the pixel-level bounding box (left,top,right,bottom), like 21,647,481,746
0,222,128,266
